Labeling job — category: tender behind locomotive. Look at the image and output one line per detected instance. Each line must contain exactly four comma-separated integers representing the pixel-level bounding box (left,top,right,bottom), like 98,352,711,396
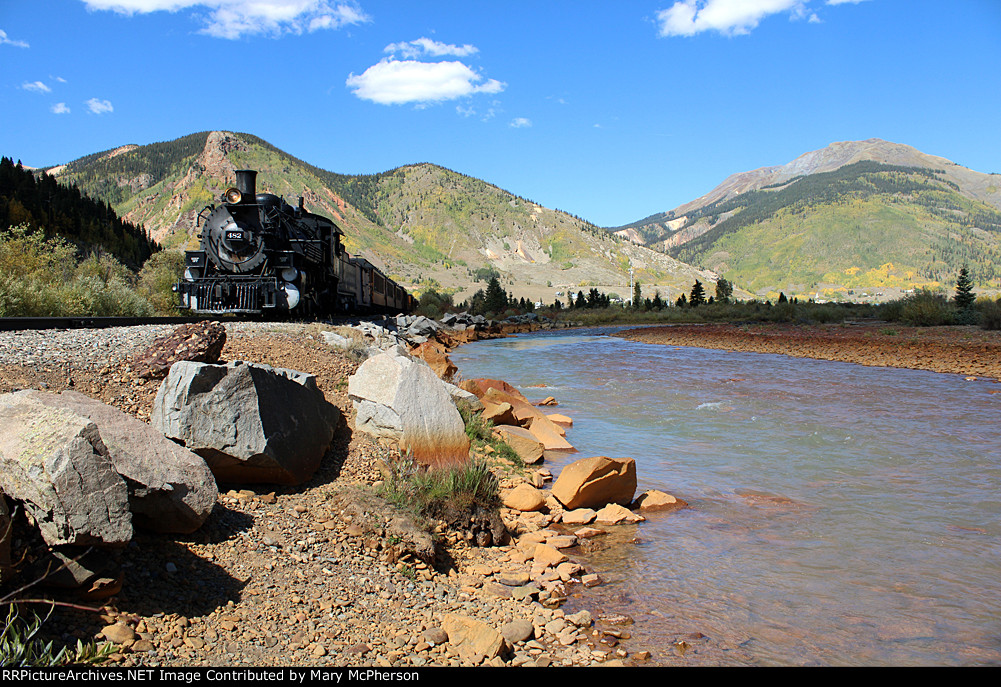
175,169,410,317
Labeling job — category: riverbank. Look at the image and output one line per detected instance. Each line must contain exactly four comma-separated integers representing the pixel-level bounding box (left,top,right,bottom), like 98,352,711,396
614,322,1001,382
0,322,646,668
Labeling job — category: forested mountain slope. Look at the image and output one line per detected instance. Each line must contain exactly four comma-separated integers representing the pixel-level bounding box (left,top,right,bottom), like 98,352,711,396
45,131,712,301
609,140,1001,299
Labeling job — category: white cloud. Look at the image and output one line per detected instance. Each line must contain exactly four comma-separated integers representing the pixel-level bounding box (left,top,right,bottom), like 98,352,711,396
509,117,532,128
346,59,505,106
456,105,476,117
656,0,808,37
22,81,52,93
86,98,114,114
385,37,479,59
0,29,29,48
80,0,370,39
51,102,71,114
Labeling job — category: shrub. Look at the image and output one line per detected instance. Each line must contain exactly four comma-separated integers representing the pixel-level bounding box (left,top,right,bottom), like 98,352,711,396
0,605,67,666
414,289,454,320
0,603,115,666
0,224,156,317
978,297,1001,331
897,289,957,326
138,250,184,314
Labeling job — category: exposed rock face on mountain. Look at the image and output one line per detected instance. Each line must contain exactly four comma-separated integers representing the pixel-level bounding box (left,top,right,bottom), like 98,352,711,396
616,139,1001,232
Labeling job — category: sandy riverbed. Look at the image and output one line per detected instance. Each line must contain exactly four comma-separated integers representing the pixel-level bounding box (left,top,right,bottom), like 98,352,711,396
614,322,1001,382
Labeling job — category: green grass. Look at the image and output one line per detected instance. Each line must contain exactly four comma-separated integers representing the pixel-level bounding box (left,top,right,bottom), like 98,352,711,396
0,604,115,666
379,457,500,523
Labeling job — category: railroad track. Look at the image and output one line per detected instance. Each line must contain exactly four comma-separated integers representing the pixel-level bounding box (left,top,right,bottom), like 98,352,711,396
0,315,224,332
0,313,392,332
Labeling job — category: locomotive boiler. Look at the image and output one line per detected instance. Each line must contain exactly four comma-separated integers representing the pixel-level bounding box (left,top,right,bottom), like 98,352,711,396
175,169,411,317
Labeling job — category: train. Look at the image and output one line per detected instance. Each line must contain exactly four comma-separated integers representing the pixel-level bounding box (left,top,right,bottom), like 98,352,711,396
174,170,414,317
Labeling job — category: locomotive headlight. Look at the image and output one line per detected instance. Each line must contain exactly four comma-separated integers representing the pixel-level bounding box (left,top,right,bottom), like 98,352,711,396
184,267,202,281
281,267,299,282
284,283,301,309
223,187,242,204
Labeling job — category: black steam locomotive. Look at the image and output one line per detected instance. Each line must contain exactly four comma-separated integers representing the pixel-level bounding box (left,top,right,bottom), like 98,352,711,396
175,170,412,317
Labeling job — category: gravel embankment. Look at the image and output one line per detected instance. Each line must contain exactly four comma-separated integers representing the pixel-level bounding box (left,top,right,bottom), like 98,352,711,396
0,322,660,668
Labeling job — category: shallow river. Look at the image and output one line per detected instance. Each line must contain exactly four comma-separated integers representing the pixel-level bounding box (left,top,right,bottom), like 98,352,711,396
450,326,1001,666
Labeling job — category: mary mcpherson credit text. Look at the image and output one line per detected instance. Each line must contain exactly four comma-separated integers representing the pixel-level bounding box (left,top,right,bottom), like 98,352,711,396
2,669,420,683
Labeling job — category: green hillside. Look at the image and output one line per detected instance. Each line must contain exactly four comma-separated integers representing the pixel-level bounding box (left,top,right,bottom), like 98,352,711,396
666,161,1001,296
46,131,709,302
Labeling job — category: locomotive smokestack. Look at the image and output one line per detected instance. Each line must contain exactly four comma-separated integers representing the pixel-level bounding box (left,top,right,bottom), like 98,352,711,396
235,170,257,203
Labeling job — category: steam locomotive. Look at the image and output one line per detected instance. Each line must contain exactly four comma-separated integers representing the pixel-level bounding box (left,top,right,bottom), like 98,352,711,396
175,170,412,317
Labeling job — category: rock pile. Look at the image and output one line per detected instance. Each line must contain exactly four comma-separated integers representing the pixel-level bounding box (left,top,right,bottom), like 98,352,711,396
0,319,693,667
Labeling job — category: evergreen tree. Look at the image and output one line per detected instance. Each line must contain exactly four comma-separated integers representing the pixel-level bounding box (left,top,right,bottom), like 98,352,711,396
777,292,788,304
689,280,706,306
467,288,486,315
484,277,508,313
715,277,733,304
676,293,687,308
632,280,641,309
954,266,975,309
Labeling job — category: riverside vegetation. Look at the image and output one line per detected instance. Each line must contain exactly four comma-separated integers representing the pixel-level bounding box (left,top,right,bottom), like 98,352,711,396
2,220,999,333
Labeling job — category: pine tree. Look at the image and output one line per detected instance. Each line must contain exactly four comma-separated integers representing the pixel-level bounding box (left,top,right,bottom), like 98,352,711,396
689,280,706,307
484,277,507,314
954,266,975,309
715,277,733,304
633,280,641,309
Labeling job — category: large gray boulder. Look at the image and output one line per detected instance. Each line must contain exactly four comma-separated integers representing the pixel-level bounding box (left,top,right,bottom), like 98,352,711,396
0,393,132,547
152,360,341,485
18,390,217,534
348,352,470,468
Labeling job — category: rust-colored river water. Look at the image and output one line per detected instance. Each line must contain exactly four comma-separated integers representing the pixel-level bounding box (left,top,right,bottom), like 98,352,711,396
451,327,1001,666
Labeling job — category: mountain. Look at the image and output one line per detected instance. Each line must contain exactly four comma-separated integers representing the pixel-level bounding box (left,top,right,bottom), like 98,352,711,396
44,131,713,303
610,139,1001,300
0,156,159,269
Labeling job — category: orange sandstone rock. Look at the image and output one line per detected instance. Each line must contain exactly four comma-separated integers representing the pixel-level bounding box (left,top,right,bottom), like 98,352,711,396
551,456,637,510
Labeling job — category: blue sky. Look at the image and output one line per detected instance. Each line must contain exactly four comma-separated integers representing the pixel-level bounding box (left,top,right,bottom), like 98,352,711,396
1,0,999,227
